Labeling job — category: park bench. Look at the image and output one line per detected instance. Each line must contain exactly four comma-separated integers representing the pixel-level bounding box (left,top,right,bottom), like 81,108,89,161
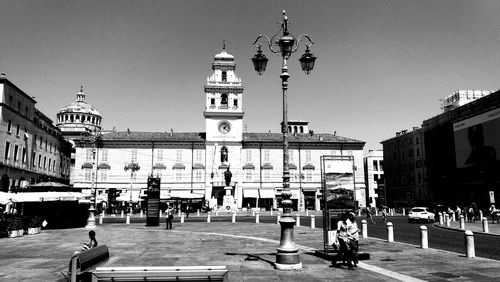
65,245,110,282
90,265,228,282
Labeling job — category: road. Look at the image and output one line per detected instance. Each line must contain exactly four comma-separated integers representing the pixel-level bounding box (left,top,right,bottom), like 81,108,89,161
105,213,500,260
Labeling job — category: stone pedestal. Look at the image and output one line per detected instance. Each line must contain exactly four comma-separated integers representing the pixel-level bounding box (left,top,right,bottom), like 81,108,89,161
223,186,237,212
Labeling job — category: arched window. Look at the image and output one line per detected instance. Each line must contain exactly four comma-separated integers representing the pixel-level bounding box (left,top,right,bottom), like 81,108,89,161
221,71,227,82
220,146,228,163
288,126,292,133
221,94,228,107
300,126,304,133
294,126,298,134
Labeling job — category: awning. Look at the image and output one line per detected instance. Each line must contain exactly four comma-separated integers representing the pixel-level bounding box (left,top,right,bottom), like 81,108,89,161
116,190,142,202
0,192,13,205
302,187,318,192
218,164,229,169
98,163,110,170
288,163,297,170
303,164,315,170
170,190,204,199
243,189,259,198
8,192,87,203
261,163,273,170
242,164,255,170
173,163,186,170
81,162,93,169
259,189,275,198
153,163,167,170
193,163,205,169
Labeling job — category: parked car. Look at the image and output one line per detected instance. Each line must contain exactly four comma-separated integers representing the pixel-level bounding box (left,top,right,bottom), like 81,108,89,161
408,207,435,223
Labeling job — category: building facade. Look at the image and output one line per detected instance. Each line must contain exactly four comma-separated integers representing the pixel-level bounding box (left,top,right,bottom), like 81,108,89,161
71,48,366,211
381,127,428,207
1,74,72,192
363,150,384,208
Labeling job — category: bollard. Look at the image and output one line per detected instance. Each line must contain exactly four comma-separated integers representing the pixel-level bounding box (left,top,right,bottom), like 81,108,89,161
464,230,475,258
121,210,124,218
252,209,255,217
277,213,281,224
390,209,394,216
482,218,489,233
270,209,273,216
181,213,185,223
375,208,379,216
459,215,465,230
101,211,105,217
420,225,428,249
197,209,200,217
207,213,211,223
126,214,130,224
306,210,309,216
232,212,236,223
445,214,450,227
178,210,181,217
296,214,301,227
140,210,143,217
255,211,260,223
216,210,219,216
310,215,316,229
361,220,368,238
387,222,394,242
160,210,163,217
452,213,456,222
358,209,362,217
439,212,444,225
479,210,483,221
402,208,405,216
99,215,103,225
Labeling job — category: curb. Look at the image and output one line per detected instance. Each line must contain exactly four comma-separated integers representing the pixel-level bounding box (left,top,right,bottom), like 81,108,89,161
433,223,500,237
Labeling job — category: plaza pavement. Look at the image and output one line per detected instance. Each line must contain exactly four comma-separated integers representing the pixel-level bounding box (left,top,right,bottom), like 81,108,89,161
1,216,500,281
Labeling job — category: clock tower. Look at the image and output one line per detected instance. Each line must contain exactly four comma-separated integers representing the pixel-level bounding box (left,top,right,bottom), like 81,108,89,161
204,45,244,142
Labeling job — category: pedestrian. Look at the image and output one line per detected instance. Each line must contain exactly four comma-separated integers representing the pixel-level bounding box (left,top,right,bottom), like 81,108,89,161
165,205,173,230
382,208,387,223
455,206,462,219
185,205,190,218
490,204,499,224
331,213,349,268
82,230,98,251
366,208,375,224
346,212,359,268
447,207,454,221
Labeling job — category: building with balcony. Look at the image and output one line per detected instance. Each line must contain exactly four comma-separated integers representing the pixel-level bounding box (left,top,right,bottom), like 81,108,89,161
1,74,72,192
71,47,366,212
364,150,384,208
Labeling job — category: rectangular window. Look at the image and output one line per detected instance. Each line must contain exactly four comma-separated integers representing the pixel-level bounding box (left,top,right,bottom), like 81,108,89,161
38,155,42,168
43,156,47,169
7,120,12,133
100,170,108,181
101,149,108,162
379,161,384,171
195,170,202,181
53,160,56,172
289,150,294,162
32,154,36,168
16,124,20,136
86,149,93,161
246,170,252,181
84,169,92,181
49,143,52,153
373,160,378,171
157,149,163,162
48,158,51,171
39,137,43,148
17,101,21,111
44,140,47,151
176,150,182,162
4,141,11,160
210,98,215,106
196,149,202,162
305,150,311,162
263,150,270,163
13,145,19,161
306,171,312,182
132,149,137,161
246,150,252,163
416,148,420,157
233,99,238,107
415,137,420,145
263,170,270,181
176,171,182,181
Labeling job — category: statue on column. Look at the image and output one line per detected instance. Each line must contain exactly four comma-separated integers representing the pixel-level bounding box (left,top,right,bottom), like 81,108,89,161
224,167,232,187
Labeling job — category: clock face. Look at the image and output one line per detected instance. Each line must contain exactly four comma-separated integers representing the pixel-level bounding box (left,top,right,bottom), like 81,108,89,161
218,121,231,134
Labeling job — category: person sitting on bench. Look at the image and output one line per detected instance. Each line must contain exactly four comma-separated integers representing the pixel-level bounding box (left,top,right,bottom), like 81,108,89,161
82,230,98,251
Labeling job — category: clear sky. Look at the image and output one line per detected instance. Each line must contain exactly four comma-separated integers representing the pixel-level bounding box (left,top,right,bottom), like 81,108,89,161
1,0,500,152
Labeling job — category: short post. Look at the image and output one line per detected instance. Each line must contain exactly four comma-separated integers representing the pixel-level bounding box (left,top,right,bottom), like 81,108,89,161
482,218,489,233
140,210,143,217
310,215,315,229
252,209,255,216
207,213,211,223
358,209,361,217
439,212,444,225
178,210,181,217
255,211,260,223
159,210,163,217
277,212,280,224
306,210,309,216
387,222,394,242
99,215,103,225
101,210,105,217
402,208,406,216
197,209,200,217
121,210,124,218
459,215,465,230
465,230,475,258
361,219,368,238
390,209,394,216
479,210,483,221
270,209,273,216
232,212,236,223
296,214,301,227
181,213,185,223
216,210,219,216
452,213,456,222
126,213,130,224
420,225,428,249
445,214,450,227
375,208,379,216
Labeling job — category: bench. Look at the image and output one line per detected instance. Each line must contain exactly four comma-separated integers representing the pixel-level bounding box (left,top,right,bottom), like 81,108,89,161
67,245,110,282
91,266,228,282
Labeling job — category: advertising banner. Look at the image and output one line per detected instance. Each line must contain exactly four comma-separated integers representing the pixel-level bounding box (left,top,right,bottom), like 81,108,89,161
146,177,161,226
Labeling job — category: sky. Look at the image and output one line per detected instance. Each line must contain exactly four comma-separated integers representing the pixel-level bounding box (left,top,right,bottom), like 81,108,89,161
1,0,500,152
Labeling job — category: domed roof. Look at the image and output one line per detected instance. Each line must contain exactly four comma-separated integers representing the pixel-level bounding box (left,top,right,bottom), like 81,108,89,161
214,50,234,61
58,87,101,116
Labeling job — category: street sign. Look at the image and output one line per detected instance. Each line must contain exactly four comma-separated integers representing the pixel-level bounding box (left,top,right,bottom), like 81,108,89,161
146,177,161,226
490,191,495,204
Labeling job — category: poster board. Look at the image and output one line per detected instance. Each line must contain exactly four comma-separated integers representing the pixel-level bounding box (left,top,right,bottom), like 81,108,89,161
146,177,161,226
321,155,355,253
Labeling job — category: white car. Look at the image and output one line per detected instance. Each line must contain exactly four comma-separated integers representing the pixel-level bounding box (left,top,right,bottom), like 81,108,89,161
408,207,435,223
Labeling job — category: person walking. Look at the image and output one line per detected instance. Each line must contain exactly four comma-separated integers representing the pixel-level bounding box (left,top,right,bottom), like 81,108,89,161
165,205,173,230
346,212,359,268
366,208,375,224
331,213,349,268
382,208,387,223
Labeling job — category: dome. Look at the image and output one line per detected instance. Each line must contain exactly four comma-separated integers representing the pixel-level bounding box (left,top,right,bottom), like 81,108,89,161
58,87,101,116
214,50,234,61
56,87,103,136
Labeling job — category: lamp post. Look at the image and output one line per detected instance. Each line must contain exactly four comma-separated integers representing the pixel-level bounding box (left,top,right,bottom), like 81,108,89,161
124,161,140,214
252,10,316,270
81,129,102,229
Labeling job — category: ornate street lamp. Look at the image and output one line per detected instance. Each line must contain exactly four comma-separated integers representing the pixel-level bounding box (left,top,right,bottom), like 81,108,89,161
124,161,141,214
80,129,102,229
252,10,316,270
